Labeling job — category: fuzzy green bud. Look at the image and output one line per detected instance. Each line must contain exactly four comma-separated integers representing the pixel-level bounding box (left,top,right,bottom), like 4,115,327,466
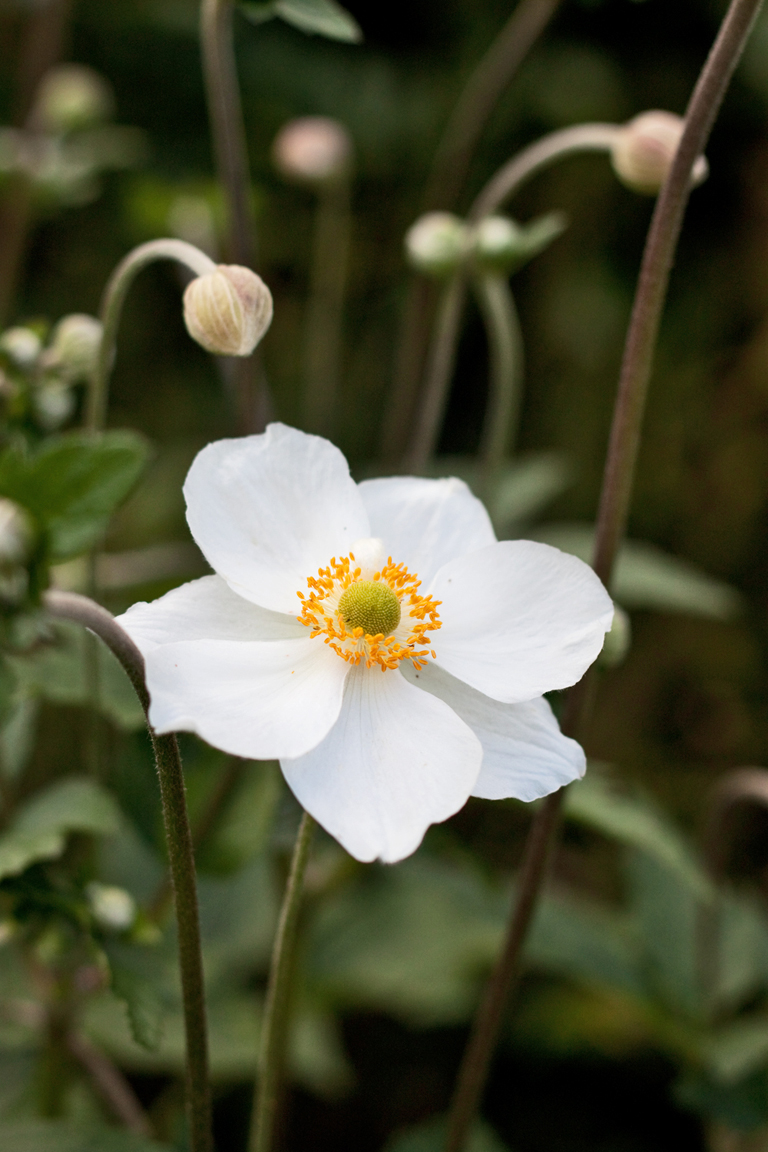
183,265,273,356
45,313,103,382
0,327,41,369
611,111,708,196
32,64,114,134
405,212,468,277
87,882,137,932
0,499,34,566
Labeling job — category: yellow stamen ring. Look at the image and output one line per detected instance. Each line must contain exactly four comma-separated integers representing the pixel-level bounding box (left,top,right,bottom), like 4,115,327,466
297,552,441,671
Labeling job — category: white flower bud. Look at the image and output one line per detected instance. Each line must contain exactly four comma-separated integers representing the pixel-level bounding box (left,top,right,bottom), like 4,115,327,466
32,64,114,135
473,215,523,269
183,265,273,356
405,212,468,277
272,116,352,184
87,882,136,932
611,110,708,196
597,604,631,668
33,381,76,431
45,313,103,381
0,498,33,566
0,326,41,369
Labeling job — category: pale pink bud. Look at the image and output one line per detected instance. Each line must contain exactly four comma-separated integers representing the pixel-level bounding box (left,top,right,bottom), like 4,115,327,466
272,117,352,184
183,265,273,356
611,110,708,196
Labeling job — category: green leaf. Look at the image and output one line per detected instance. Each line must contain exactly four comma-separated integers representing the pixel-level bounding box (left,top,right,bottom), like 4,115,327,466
565,769,713,900
704,1015,768,1084
385,1117,510,1152
8,619,145,730
0,1120,170,1152
675,1066,768,1131
0,777,121,881
424,452,572,533
110,961,165,1052
241,0,362,41
0,431,150,561
531,522,742,618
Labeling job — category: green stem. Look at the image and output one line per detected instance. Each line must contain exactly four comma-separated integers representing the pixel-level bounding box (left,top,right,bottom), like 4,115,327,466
43,590,213,1152
303,175,353,438
404,274,467,474
86,238,215,433
473,273,524,500
444,1,764,1148
249,810,315,1152
425,0,564,212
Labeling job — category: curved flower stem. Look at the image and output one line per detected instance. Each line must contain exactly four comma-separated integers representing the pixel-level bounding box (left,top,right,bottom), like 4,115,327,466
444,1,764,1148
249,810,315,1152
473,272,524,501
43,589,213,1152
303,174,353,438
86,238,216,432
425,0,564,212
404,274,467,474
403,125,619,474
467,123,620,223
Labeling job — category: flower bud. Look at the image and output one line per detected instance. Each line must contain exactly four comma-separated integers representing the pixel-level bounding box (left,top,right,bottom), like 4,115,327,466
183,265,273,356
32,64,114,135
405,212,468,277
597,604,631,668
0,498,34,566
32,381,76,431
44,313,103,382
87,882,136,932
611,111,708,196
272,116,352,184
0,326,41,369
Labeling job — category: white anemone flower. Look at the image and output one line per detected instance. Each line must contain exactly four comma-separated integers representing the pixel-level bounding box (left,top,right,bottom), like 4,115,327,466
118,424,614,863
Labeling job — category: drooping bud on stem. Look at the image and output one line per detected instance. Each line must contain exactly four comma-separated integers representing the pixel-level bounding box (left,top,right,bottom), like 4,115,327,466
183,265,273,356
272,116,352,185
611,110,709,195
405,212,468,277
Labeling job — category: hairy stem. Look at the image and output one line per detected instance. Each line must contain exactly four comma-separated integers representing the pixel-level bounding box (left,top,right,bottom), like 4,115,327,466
86,238,215,432
444,1,764,1147
249,810,315,1152
44,590,213,1152
303,175,352,437
474,273,525,499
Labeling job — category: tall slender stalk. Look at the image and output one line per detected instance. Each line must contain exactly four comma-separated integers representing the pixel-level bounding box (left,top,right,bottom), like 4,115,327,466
386,0,563,463
474,273,524,499
86,238,216,433
200,0,267,434
404,124,619,474
249,810,315,1152
43,590,213,1152
303,175,353,437
444,1,765,1148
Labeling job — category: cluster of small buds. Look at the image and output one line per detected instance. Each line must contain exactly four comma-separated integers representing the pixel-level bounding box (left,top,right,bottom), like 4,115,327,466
272,116,353,185
0,313,102,436
183,265,273,356
611,110,709,195
406,210,566,278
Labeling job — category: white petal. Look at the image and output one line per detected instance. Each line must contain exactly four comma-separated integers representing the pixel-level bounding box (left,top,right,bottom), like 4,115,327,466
281,664,482,863
144,636,348,759
184,424,370,614
117,575,305,655
432,540,614,702
403,662,584,801
359,475,496,586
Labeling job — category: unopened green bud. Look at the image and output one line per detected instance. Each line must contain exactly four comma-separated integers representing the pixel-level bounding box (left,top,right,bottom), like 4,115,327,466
0,326,41,369
0,499,33,566
405,212,468,277
32,381,76,431
183,265,273,356
45,313,103,381
273,116,353,184
32,64,114,134
598,604,631,668
611,111,708,196
87,882,136,932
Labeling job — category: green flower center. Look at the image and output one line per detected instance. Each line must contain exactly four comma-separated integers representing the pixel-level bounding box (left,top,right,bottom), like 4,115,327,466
338,580,401,637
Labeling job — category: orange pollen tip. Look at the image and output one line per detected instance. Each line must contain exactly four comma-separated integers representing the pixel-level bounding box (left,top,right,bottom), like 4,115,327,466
296,551,442,672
